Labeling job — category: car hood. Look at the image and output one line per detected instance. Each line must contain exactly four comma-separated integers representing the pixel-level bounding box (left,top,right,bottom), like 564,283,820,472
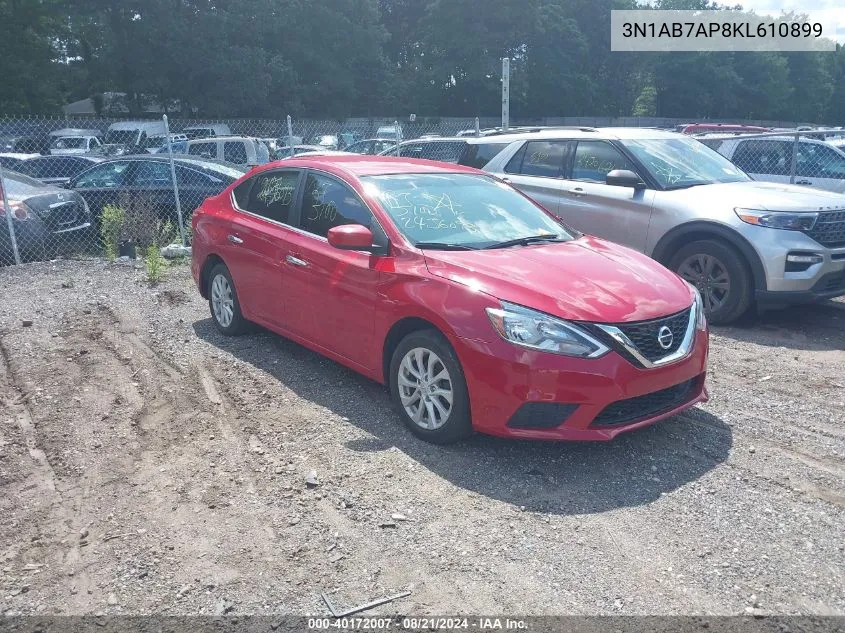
423,236,694,323
666,180,845,212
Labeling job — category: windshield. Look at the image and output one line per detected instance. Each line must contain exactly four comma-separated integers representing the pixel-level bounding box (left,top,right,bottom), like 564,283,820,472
362,173,573,248
51,137,86,149
104,130,139,145
620,137,749,189
175,158,246,179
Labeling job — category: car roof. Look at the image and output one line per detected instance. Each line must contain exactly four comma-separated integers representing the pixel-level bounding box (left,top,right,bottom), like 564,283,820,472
480,127,686,142
93,154,247,172
25,154,103,162
263,155,484,177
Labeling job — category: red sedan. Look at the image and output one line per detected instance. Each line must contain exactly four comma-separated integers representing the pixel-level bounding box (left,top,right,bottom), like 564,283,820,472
191,156,709,444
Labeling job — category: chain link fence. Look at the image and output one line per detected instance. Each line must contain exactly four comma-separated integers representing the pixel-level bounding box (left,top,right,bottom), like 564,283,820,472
2,114,844,266
697,129,845,192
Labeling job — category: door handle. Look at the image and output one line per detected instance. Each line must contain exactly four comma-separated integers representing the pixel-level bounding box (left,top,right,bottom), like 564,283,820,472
227,234,243,244
796,180,812,185
285,254,308,267
567,187,586,196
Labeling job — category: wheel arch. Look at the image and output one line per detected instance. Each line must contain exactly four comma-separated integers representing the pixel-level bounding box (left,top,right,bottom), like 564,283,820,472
381,316,446,385
198,253,226,299
651,221,767,292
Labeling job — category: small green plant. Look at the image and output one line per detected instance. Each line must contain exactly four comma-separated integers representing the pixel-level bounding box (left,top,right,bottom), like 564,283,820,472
144,244,165,284
159,219,178,247
100,204,126,261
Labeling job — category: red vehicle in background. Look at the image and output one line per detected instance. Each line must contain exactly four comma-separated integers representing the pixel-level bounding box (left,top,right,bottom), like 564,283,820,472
191,156,709,444
676,123,771,136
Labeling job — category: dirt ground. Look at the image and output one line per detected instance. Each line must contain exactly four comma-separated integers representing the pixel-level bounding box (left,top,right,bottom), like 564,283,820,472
0,260,842,617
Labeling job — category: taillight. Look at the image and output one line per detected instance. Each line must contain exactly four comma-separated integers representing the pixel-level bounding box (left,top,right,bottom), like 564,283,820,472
0,201,32,221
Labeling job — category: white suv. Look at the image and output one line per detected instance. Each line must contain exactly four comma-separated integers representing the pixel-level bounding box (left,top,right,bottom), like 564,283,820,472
701,135,845,194
483,128,845,324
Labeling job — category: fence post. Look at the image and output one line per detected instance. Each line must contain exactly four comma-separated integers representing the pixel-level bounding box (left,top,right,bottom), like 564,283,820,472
0,161,22,265
162,115,187,246
501,57,510,132
287,115,294,157
789,132,799,185
475,117,480,137
395,120,401,156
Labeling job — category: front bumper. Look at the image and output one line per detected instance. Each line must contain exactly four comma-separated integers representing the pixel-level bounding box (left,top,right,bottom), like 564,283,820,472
452,329,709,441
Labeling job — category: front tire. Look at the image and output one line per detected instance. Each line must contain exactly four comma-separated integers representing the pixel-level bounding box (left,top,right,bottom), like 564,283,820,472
208,263,249,335
389,330,472,444
669,239,752,325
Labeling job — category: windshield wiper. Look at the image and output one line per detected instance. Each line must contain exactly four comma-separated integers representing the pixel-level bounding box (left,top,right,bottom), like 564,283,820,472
485,234,565,249
414,242,478,251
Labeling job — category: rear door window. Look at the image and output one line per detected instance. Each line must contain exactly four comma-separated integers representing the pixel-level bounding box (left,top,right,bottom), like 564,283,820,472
241,170,300,224
188,142,218,160
224,141,248,164
505,141,571,178
132,161,172,186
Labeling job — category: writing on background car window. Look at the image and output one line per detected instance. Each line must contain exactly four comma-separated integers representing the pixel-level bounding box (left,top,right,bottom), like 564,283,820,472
575,155,617,176
257,177,294,206
528,151,550,164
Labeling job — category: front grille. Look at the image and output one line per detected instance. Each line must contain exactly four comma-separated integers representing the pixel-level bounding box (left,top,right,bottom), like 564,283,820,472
506,402,578,429
614,308,691,363
591,378,698,427
807,209,845,248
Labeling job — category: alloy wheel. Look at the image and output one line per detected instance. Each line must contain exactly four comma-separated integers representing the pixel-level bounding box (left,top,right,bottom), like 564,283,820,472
677,253,731,313
211,274,235,328
397,347,454,430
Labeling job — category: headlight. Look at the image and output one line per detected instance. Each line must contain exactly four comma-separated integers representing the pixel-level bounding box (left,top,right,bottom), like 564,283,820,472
735,208,818,231
485,301,609,358
692,287,707,331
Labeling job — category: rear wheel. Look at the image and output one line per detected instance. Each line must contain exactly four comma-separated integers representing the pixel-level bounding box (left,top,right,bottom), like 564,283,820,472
208,263,249,335
669,239,752,325
389,330,472,444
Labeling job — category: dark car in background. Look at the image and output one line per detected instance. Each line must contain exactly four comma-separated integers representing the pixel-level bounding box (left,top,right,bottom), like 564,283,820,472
68,155,246,223
0,171,92,264
345,138,398,155
16,155,104,186
379,137,511,168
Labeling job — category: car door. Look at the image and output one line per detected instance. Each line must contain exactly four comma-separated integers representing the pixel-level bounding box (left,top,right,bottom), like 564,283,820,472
730,139,792,185
71,160,134,220
559,140,655,251
499,140,570,216
794,142,845,193
224,169,304,327
280,170,381,369
130,159,179,220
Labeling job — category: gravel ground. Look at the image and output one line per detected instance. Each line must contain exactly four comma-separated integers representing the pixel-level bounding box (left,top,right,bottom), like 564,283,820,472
0,260,842,617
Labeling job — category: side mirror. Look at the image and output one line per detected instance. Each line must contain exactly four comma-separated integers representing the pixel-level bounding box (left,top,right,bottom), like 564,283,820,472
327,224,375,251
606,169,646,189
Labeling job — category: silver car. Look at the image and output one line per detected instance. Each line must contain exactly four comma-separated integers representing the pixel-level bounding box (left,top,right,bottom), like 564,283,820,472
483,128,845,324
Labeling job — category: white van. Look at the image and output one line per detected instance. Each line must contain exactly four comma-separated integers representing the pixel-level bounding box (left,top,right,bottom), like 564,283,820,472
104,121,168,150
185,136,270,166
50,135,102,155
183,124,232,140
